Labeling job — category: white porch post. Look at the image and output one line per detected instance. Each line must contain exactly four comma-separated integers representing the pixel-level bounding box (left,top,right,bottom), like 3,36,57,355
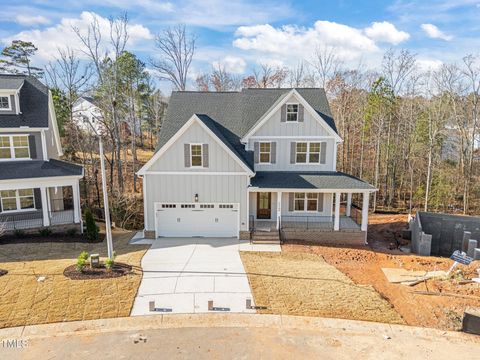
72,181,81,224
276,191,282,230
334,192,340,231
346,193,352,217
361,191,370,232
40,186,50,227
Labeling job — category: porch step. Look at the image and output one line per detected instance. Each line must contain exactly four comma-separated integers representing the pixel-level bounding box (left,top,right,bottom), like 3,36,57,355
251,230,280,244
251,238,281,245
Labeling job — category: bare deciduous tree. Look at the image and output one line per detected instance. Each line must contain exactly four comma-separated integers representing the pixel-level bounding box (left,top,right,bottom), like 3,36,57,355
150,25,195,91
311,45,343,91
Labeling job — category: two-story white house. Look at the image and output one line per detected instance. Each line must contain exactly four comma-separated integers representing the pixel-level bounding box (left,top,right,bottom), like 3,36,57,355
0,74,83,233
138,88,375,245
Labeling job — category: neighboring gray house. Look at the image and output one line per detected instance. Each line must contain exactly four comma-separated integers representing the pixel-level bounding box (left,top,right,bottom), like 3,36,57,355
138,88,375,244
0,74,83,233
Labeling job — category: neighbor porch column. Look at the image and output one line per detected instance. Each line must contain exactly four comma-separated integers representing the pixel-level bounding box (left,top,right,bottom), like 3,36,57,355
334,192,340,231
40,186,50,227
276,191,282,230
346,193,352,217
361,191,369,232
73,181,81,224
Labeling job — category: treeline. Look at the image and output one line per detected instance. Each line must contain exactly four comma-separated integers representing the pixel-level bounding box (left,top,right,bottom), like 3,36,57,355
1,14,478,227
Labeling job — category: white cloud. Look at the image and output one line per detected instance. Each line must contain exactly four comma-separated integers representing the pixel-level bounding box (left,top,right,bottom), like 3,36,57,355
233,21,379,62
2,12,153,61
364,21,410,45
421,23,452,41
212,56,247,74
417,58,443,72
15,15,50,26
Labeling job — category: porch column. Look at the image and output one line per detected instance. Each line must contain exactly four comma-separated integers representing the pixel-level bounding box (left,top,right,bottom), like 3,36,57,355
346,193,352,217
72,181,81,224
334,192,340,231
276,191,282,230
361,191,369,232
40,186,50,227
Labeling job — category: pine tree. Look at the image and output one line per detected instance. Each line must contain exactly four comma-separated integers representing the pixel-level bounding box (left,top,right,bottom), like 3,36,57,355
0,40,43,77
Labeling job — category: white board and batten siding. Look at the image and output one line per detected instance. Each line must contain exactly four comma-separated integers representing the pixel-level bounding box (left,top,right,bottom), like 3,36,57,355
246,94,337,172
143,120,250,237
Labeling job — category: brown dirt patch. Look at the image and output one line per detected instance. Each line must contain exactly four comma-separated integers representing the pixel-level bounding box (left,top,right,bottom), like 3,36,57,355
63,263,133,280
281,213,480,331
0,229,149,329
240,251,404,324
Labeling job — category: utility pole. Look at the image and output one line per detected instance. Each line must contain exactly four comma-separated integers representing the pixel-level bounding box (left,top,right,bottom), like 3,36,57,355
85,114,114,259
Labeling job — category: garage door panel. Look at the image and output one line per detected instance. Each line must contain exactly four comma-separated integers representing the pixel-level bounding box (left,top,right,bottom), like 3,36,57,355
155,203,238,237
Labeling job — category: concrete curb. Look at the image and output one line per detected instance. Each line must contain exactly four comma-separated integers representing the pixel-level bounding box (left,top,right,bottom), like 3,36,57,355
1,314,478,343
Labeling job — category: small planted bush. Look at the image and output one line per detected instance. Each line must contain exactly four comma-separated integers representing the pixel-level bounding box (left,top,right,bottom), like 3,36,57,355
13,229,25,238
76,251,89,272
105,258,115,270
84,208,99,242
38,227,52,237
66,228,77,237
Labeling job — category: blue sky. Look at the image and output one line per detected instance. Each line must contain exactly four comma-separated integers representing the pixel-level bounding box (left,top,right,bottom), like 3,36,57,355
1,0,479,91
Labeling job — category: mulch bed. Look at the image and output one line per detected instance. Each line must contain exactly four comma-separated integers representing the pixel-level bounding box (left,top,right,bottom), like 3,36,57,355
63,263,133,280
0,233,103,244
0,269,7,277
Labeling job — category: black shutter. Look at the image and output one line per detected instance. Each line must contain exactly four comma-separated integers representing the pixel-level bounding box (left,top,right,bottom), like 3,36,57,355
29,135,37,159
34,188,42,209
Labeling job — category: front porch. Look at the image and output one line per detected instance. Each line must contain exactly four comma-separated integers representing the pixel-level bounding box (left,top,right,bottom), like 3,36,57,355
0,180,82,232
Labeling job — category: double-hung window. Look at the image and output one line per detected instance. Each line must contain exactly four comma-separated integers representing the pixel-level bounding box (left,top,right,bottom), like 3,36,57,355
0,189,35,212
0,135,30,160
295,142,321,164
286,104,299,122
294,192,318,212
190,144,202,167
259,142,271,163
0,96,10,110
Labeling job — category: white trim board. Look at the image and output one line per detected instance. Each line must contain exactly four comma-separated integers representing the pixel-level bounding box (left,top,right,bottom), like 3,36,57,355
247,187,377,193
137,114,254,176
48,90,63,157
140,171,249,175
241,89,343,143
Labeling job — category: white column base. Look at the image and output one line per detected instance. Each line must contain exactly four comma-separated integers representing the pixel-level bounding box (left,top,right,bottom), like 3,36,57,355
40,186,50,227
346,193,352,217
361,191,370,232
334,192,340,231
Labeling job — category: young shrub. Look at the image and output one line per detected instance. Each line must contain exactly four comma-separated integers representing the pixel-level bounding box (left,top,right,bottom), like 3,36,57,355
105,258,115,270
66,228,77,237
13,229,25,238
84,208,99,242
76,251,89,272
38,227,52,237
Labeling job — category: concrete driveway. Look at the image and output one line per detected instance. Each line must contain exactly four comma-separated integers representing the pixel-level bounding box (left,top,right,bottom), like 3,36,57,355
131,238,255,315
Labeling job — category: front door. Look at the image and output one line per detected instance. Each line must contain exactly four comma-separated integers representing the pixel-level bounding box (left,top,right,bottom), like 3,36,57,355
257,192,271,219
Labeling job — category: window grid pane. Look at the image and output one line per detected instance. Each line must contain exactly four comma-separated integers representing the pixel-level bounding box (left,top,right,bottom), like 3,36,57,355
0,97,9,109
191,145,202,166
2,198,17,211
20,197,34,209
0,136,10,147
0,148,11,159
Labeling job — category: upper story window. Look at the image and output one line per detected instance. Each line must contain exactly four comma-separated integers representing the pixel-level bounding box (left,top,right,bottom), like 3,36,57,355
0,188,35,212
0,96,10,111
286,104,299,122
259,142,271,163
296,142,321,164
191,144,203,167
0,135,30,160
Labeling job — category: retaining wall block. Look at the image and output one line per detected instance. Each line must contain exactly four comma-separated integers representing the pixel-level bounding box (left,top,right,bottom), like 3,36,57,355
467,239,478,258
462,231,472,252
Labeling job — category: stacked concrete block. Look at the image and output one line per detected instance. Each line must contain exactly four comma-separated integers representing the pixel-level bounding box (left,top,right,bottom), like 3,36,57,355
467,239,478,258
462,231,471,252
418,233,432,256
474,248,480,260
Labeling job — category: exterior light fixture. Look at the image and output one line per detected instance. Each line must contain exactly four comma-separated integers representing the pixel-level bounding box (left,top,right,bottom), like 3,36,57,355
195,193,199,202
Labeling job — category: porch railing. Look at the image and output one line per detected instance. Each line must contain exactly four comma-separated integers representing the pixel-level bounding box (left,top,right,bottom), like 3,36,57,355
49,209,75,225
0,211,44,230
280,215,334,230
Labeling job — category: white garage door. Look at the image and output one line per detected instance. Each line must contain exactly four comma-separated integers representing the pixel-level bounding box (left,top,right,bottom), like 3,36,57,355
155,203,239,237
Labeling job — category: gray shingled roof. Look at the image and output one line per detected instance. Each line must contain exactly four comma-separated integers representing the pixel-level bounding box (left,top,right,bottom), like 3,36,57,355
251,171,376,190
0,159,83,180
157,88,337,168
0,74,49,128
0,76,24,90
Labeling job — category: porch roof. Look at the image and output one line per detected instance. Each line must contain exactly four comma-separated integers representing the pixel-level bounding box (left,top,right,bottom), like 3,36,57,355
250,171,376,191
0,159,83,181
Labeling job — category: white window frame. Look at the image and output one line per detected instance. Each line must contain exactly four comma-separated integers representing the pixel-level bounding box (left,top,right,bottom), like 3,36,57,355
293,192,318,212
190,143,203,167
0,95,11,111
295,141,322,164
259,141,271,164
0,135,31,161
286,103,299,122
0,188,36,213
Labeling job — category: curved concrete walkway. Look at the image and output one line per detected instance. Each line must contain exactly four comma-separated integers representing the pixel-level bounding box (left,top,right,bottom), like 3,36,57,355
1,314,479,359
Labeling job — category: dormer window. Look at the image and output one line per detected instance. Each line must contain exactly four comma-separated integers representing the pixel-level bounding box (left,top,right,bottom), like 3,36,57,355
0,96,10,111
0,135,30,160
286,104,299,122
